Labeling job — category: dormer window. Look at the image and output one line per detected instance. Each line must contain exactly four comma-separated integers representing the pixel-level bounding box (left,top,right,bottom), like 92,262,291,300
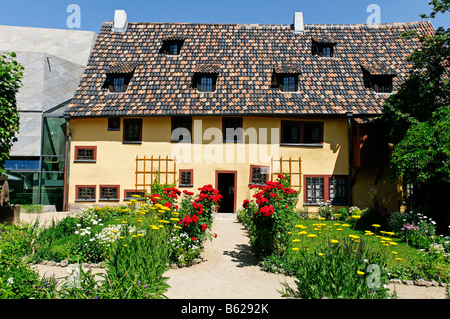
192,64,222,93
195,74,217,92
103,62,137,93
361,63,396,94
311,37,336,58
272,65,301,93
161,36,185,55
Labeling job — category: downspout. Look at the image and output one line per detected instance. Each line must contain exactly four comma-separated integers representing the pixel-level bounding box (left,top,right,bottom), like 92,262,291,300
63,115,71,211
346,112,353,207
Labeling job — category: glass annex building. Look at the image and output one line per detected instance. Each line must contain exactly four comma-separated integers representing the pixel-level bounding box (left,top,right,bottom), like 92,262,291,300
5,105,67,211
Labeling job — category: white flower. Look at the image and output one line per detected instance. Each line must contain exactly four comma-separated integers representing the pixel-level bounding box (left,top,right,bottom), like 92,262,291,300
7,277,13,286
76,224,81,227
75,231,79,234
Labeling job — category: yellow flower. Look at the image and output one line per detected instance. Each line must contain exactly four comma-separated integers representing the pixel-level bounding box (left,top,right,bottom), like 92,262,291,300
357,271,365,275
307,234,317,238
390,242,398,246
334,223,341,226
124,244,127,247
131,235,137,238
391,251,398,255
132,194,142,198
158,210,166,213
121,221,127,224
137,233,143,237
119,236,124,239
292,239,300,242
330,239,339,244
334,213,342,217
336,228,343,231
170,218,180,222
318,217,326,220
175,226,182,229
395,258,403,261
298,231,307,235
351,215,361,219
137,219,142,223
318,253,324,256
372,224,381,228
342,224,351,227
292,247,299,251
112,230,118,233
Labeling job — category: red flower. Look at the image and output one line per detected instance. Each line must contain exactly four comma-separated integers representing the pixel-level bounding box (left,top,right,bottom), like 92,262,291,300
192,201,203,214
256,197,269,207
192,214,199,223
270,193,278,198
201,224,208,231
183,190,194,196
242,199,249,209
214,233,218,238
163,202,172,208
192,237,196,241
278,174,285,179
259,205,274,217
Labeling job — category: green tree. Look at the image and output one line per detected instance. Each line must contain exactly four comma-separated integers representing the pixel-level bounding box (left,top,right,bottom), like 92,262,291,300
0,52,24,171
382,1,449,232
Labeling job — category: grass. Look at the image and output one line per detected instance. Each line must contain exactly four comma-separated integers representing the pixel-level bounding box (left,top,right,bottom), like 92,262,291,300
288,218,424,268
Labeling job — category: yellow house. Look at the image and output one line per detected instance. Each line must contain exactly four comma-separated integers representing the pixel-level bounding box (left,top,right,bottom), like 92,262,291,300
63,11,434,213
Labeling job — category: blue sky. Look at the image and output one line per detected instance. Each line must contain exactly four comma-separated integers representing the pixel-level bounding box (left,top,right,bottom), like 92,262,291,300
0,0,448,32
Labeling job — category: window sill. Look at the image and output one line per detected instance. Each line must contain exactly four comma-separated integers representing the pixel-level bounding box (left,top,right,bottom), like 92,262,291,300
122,141,142,144
74,160,96,163
99,199,120,202
280,143,323,147
75,199,96,202
179,184,193,188
171,140,192,143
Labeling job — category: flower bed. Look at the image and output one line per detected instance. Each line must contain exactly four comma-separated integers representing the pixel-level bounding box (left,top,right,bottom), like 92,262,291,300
0,181,222,299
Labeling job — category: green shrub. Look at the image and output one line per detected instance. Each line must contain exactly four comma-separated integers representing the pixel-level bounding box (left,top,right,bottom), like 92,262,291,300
241,174,299,256
103,220,170,299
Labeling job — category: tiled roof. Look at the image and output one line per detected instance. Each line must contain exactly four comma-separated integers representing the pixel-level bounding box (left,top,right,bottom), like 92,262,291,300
65,20,434,118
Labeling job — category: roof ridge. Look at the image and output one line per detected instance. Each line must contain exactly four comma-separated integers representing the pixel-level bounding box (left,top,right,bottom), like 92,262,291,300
103,20,433,28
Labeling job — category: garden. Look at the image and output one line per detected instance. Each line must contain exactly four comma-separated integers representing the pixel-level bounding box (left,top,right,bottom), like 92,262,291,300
0,180,222,299
238,174,450,299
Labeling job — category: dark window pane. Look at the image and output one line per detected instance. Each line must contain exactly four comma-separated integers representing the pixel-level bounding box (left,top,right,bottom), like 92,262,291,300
329,176,347,204
283,76,296,92
108,118,120,130
281,121,301,144
125,190,145,200
251,166,268,185
124,119,142,142
77,186,95,200
171,117,192,142
303,123,322,144
200,76,213,92
223,117,243,142
100,186,118,200
180,171,192,186
76,148,95,161
169,44,179,55
306,177,324,204
113,77,125,92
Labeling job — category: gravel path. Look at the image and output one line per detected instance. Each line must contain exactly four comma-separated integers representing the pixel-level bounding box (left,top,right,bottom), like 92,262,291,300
164,213,296,299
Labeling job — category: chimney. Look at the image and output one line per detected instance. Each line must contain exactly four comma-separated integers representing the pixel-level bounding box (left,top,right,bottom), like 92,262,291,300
112,10,128,33
293,12,304,34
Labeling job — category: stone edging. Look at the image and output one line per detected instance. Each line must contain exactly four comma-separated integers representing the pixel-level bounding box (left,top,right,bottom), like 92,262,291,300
389,278,448,287
37,260,106,269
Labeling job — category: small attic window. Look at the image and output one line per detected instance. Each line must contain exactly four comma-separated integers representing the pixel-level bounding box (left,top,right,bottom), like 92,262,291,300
192,64,222,93
272,65,301,93
311,39,336,58
361,64,396,94
161,37,185,55
103,63,137,93
193,73,218,92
